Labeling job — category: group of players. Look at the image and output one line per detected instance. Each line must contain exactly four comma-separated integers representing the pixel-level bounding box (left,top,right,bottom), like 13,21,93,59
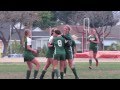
23,25,99,79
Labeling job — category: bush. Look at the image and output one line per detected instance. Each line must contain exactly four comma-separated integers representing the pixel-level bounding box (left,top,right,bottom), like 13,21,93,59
107,42,120,51
38,44,47,57
8,40,24,54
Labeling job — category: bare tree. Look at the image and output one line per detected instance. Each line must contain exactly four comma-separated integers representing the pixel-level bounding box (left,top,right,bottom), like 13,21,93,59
0,11,40,57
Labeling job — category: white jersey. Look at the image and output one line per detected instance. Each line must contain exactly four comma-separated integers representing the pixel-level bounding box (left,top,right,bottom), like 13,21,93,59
26,37,32,46
48,36,54,44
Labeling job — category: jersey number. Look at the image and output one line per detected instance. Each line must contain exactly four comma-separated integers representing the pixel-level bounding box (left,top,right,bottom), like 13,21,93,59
57,40,62,47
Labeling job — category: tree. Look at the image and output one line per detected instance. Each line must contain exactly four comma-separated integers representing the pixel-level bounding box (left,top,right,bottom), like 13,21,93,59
33,11,56,29
53,11,88,25
53,11,75,25
0,11,39,57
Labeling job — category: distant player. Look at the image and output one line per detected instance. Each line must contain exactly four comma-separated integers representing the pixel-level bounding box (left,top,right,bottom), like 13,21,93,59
39,28,56,79
52,29,66,79
88,28,100,69
62,25,79,79
23,29,40,79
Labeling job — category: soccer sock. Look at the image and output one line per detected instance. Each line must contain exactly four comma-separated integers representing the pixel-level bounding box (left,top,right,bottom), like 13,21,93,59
89,59,92,66
26,70,31,79
51,71,55,79
34,70,39,79
54,69,59,79
71,67,79,78
40,70,47,79
64,67,67,74
60,72,64,79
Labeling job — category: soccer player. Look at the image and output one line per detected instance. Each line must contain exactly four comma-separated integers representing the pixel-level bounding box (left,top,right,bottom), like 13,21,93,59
63,25,79,79
52,29,66,79
23,29,40,79
39,28,55,79
88,28,100,69
64,39,77,76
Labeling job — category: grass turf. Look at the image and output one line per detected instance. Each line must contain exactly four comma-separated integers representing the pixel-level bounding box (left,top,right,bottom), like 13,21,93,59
0,62,120,79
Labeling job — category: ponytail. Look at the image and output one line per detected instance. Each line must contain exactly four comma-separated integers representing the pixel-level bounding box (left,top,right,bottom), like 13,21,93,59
22,29,30,46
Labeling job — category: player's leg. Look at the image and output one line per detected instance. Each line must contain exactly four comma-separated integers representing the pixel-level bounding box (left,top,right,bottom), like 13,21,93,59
68,59,79,79
31,58,40,79
51,59,55,79
93,52,98,67
40,58,53,79
89,50,93,69
66,51,79,79
52,59,59,79
60,60,65,79
64,60,67,76
26,61,33,79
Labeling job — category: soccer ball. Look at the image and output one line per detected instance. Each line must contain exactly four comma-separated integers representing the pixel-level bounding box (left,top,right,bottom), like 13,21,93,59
88,35,95,41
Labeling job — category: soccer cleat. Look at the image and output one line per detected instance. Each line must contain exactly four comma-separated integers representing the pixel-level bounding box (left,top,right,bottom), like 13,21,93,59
58,77,61,79
75,76,79,79
31,77,38,79
63,73,66,77
40,77,43,79
89,66,92,69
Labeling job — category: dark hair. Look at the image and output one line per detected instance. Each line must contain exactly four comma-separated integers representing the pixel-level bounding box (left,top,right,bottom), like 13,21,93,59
51,29,55,35
50,28,58,35
54,30,61,35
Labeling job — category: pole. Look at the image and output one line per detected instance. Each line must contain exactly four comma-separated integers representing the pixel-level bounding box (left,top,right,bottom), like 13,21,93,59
10,25,12,54
84,18,90,51
103,28,104,51
82,32,84,53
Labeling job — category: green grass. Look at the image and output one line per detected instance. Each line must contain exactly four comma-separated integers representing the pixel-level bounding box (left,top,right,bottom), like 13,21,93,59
0,62,120,79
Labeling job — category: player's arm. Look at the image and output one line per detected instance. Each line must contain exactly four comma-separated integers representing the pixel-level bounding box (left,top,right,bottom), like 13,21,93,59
73,41,77,57
73,45,77,57
27,45,37,53
48,43,53,47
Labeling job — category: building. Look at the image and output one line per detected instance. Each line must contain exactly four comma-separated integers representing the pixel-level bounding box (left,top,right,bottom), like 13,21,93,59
32,27,50,49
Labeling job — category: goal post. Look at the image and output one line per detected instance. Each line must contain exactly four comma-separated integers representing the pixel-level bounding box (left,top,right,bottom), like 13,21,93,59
83,18,90,51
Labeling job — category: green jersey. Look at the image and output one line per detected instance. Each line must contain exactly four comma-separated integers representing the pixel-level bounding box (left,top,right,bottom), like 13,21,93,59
47,36,54,52
46,36,54,58
88,35,98,53
24,37,35,62
63,33,74,59
53,36,66,55
64,33,72,50
88,35,97,48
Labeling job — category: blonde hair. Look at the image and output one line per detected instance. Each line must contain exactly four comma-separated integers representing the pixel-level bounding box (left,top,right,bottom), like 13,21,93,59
65,25,72,31
22,29,31,46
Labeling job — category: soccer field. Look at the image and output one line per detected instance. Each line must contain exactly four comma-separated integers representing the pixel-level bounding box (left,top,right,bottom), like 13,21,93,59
0,62,120,79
